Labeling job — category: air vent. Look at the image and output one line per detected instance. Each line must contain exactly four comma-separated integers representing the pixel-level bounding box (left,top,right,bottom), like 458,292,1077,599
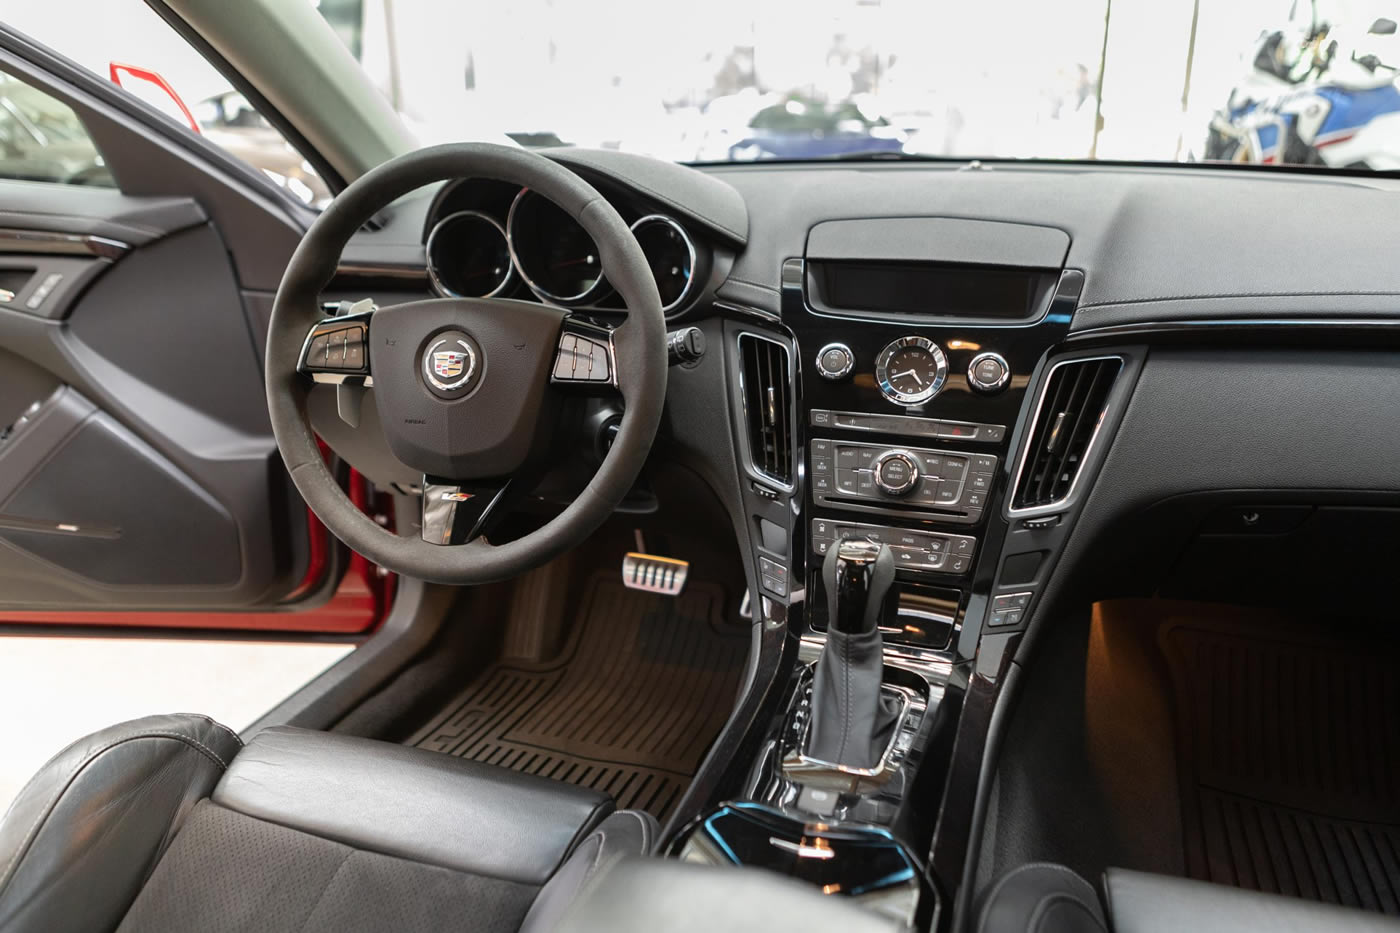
1012,356,1123,510
738,333,793,487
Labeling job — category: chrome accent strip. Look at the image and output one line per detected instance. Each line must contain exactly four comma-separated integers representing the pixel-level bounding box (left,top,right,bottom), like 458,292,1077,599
425,209,515,299
334,261,428,281
874,335,947,406
309,372,374,387
506,187,611,306
0,228,129,259
734,329,796,493
1005,355,1124,518
629,213,697,315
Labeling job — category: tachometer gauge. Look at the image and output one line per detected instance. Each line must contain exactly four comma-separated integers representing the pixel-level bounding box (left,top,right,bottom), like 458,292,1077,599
507,188,610,304
875,336,947,406
426,211,514,298
630,214,696,314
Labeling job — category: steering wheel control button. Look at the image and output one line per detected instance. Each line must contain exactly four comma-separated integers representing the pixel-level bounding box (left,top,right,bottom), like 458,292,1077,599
967,352,1011,394
872,449,919,496
302,323,369,374
421,331,483,399
552,332,612,383
815,342,855,381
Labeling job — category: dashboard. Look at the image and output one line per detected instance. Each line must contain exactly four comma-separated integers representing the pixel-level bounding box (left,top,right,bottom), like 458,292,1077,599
321,148,1400,924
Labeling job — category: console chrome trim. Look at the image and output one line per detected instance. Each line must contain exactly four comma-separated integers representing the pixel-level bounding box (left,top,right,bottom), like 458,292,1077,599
0,228,128,259
781,686,915,788
1005,354,1124,518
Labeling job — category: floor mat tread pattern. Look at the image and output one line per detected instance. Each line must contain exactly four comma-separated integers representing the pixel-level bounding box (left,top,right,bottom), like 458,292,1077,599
409,575,746,821
1164,622,1400,913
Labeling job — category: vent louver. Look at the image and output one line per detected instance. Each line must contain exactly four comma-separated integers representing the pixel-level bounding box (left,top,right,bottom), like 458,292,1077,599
1013,357,1122,510
738,333,793,487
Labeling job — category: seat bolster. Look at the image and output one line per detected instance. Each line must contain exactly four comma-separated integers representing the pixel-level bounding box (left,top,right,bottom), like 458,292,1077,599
520,809,658,933
1105,868,1400,933
0,713,242,932
977,863,1108,933
212,725,613,885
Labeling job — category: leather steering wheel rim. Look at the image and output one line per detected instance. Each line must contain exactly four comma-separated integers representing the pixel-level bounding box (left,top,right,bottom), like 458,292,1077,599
266,143,667,585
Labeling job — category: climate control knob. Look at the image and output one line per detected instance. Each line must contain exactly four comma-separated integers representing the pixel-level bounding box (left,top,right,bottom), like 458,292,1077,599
872,449,920,496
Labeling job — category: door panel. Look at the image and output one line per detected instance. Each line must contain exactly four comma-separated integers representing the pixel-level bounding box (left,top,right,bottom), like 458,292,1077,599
0,33,383,627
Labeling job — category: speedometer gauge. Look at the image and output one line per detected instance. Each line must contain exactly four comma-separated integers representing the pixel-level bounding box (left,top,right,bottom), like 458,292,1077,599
630,214,696,314
507,188,610,305
875,336,947,406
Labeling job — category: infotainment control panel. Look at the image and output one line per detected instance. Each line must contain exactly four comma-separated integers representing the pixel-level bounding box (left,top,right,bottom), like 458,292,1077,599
810,438,996,524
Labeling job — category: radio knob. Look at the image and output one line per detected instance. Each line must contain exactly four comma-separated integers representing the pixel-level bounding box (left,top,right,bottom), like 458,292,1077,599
815,343,855,381
967,351,1010,394
872,449,920,496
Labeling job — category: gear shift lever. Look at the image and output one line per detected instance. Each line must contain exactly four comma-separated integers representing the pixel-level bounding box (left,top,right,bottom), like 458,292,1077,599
807,539,902,770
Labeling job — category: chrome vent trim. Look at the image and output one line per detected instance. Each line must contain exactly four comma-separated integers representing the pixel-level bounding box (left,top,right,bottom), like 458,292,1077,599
1009,356,1123,514
737,331,794,489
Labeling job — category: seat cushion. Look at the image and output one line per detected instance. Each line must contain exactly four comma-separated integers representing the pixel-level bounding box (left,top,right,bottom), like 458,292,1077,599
1105,868,1400,933
115,800,540,933
212,726,613,885
0,717,652,933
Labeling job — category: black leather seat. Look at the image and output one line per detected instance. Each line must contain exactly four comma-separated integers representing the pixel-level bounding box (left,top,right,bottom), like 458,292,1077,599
0,714,655,933
979,862,1400,933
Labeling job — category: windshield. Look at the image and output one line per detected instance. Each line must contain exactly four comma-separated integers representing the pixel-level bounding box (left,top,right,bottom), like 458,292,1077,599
339,0,1400,170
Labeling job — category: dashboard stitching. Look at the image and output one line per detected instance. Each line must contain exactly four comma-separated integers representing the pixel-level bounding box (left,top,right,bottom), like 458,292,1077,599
722,276,781,296
555,159,745,242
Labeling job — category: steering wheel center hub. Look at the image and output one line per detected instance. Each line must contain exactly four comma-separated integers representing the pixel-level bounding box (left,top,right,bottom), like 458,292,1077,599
421,330,484,399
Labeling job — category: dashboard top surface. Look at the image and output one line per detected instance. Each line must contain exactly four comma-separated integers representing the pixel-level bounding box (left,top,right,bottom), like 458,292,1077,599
353,153,1400,334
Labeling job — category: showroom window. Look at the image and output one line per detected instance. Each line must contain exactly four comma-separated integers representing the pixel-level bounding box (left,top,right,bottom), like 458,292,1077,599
0,73,115,187
2,1,329,206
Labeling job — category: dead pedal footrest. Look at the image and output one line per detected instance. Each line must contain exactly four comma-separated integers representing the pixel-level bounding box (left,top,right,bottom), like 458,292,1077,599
622,552,689,596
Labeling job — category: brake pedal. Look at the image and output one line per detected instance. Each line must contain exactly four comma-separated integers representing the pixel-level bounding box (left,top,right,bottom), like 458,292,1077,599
622,553,689,596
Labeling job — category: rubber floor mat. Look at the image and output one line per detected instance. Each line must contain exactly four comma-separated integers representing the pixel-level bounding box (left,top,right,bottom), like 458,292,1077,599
408,574,747,821
1161,620,1400,913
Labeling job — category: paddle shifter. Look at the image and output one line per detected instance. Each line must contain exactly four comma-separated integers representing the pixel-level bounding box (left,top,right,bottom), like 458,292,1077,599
807,539,902,770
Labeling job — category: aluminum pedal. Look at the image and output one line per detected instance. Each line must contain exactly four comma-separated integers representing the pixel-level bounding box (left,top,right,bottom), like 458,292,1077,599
622,552,689,596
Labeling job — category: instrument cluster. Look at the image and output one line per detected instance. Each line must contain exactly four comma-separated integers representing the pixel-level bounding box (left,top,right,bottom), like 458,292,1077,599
424,177,701,316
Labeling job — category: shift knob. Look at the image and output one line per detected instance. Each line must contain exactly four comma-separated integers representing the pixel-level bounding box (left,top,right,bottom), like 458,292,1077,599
807,538,900,770
824,538,896,636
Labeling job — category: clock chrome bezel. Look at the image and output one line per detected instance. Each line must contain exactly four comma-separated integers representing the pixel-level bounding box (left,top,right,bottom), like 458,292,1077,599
875,336,947,406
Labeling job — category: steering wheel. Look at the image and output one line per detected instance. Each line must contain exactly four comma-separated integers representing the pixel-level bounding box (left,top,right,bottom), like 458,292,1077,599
265,143,667,585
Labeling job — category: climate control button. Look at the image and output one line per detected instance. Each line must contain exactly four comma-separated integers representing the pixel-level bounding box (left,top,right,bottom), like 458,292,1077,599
872,449,920,496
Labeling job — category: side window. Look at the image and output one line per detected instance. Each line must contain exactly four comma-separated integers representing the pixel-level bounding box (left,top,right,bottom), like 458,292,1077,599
0,73,114,187
3,3,328,206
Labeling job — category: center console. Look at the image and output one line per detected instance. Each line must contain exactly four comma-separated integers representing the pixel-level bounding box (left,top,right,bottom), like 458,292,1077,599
672,217,1093,928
